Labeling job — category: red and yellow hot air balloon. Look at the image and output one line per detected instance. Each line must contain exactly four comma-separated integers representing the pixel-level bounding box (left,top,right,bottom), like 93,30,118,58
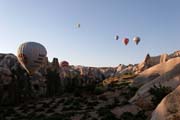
122,38,129,45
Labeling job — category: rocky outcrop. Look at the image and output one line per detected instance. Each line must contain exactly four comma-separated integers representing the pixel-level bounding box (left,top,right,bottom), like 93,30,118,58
135,54,156,74
169,50,180,58
151,84,180,120
99,67,116,78
0,53,18,69
135,51,180,75
74,66,105,86
116,64,126,73
160,53,168,63
130,57,180,110
132,57,180,87
0,50,179,107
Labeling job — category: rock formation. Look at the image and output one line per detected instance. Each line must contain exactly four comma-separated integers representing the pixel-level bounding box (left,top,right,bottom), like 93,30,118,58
130,57,180,111
151,84,180,120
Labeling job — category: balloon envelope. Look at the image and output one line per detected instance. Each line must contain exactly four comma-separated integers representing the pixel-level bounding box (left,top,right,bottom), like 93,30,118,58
133,36,140,45
60,61,69,67
115,35,119,40
17,42,47,75
123,38,129,45
76,23,80,28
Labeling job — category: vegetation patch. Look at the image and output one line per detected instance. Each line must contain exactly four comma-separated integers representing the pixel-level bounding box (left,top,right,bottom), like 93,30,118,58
149,84,172,106
120,110,147,120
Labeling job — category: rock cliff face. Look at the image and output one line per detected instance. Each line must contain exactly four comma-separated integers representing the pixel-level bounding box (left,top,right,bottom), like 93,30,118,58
135,51,180,75
0,53,113,105
130,57,180,109
151,85,180,120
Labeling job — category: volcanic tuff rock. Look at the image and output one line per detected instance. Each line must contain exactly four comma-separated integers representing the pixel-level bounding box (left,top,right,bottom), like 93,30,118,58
0,50,180,119
151,84,180,120
130,57,180,110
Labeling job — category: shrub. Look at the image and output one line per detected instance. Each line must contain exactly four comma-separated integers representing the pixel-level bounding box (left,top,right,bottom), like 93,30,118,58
120,86,138,99
31,114,46,120
120,110,146,120
135,110,147,120
94,86,105,95
99,95,108,101
149,84,172,106
97,107,118,120
64,97,74,106
120,112,134,120
97,107,110,116
44,113,68,120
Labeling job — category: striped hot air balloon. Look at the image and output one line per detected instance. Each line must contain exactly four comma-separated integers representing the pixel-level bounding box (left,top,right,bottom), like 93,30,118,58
133,36,141,45
115,35,119,40
17,42,47,75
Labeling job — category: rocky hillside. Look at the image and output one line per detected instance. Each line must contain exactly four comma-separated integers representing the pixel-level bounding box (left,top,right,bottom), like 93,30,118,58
0,50,179,120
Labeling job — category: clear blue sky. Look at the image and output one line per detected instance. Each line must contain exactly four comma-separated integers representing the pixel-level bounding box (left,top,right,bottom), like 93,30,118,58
0,0,179,67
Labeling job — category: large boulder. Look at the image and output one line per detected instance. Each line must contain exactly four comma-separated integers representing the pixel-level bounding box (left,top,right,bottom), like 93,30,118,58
151,85,180,120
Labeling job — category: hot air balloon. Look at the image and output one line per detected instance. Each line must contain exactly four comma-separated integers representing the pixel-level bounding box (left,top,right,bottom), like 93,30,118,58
114,35,119,40
123,38,129,45
76,23,80,28
60,61,69,67
133,36,140,45
17,42,47,75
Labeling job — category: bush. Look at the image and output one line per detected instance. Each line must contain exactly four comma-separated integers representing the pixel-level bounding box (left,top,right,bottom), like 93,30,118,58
64,97,74,106
31,114,46,120
97,107,118,120
99,95,108,101
120,86,138,99
126,86,138,98
97,107,110,116
149,84,172,106
120,112,134,120
94,86,105,95
120,110,146,120
135,110,147,120
101,113,118,120
44,113,68,120
87,101,98,107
